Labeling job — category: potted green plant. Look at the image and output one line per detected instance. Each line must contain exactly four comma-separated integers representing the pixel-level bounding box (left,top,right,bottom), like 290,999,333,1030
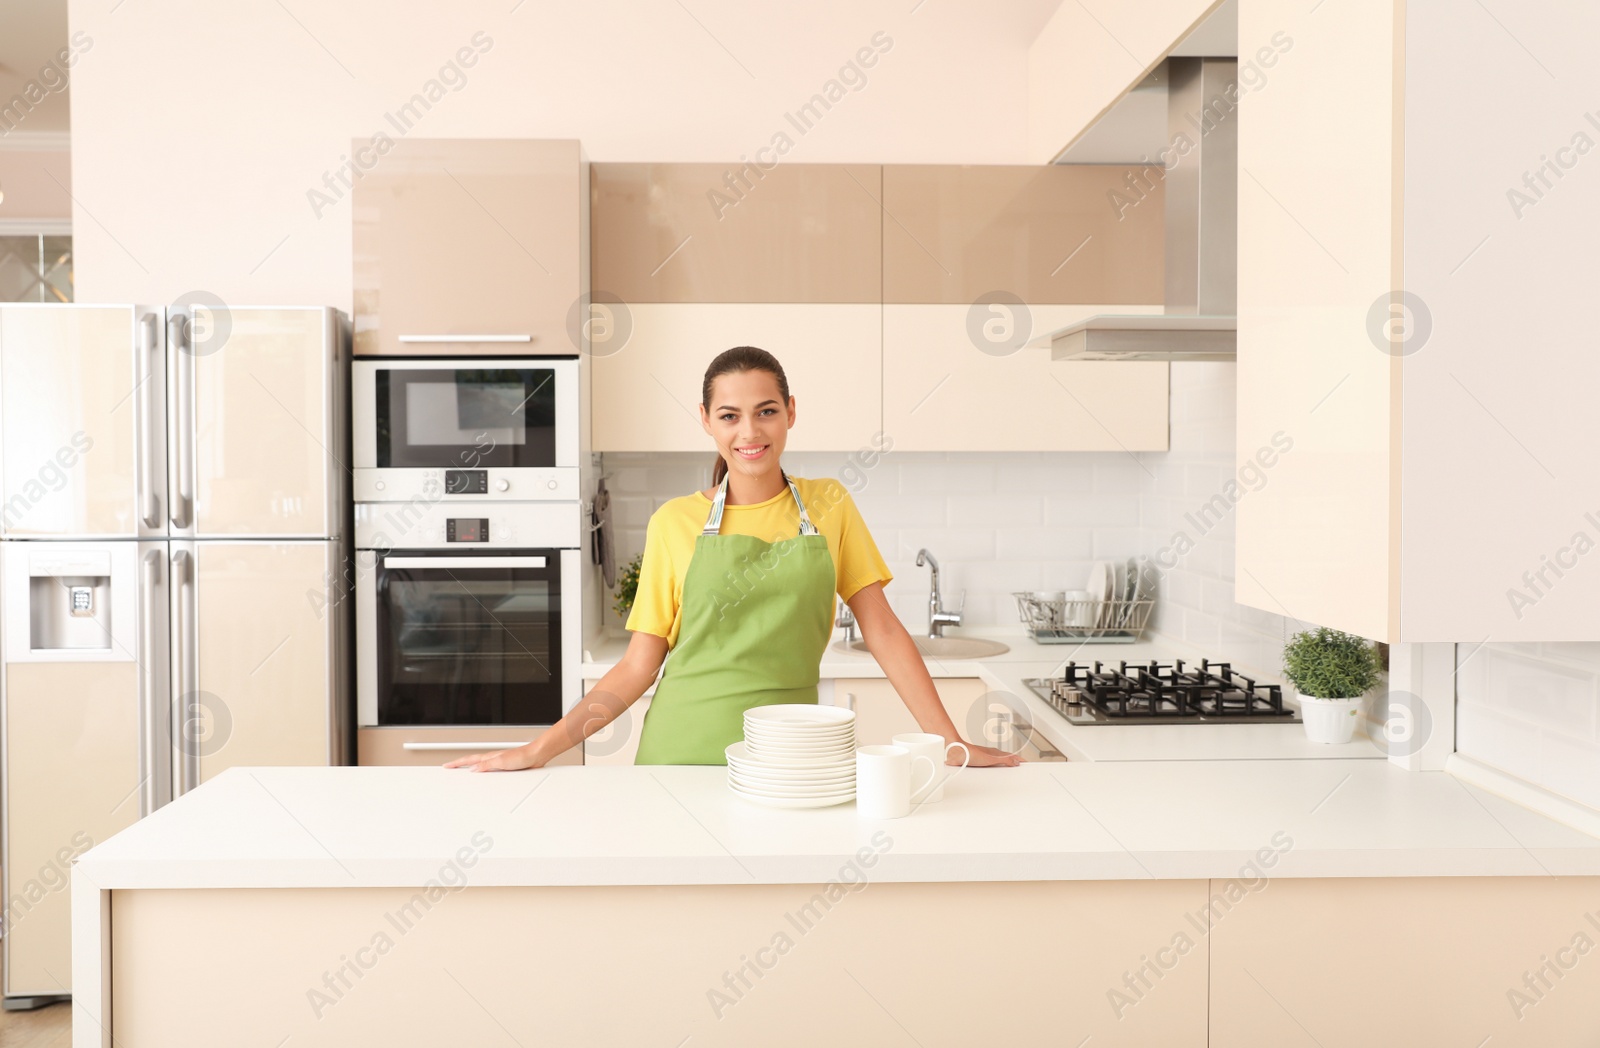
612,552,644,622
1281,626,1382,744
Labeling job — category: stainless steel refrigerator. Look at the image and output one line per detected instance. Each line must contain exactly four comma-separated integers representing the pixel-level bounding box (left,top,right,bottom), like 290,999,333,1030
0,304,350,1008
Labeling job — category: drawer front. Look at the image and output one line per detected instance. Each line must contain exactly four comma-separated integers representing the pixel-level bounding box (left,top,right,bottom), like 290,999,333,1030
356,725,582,767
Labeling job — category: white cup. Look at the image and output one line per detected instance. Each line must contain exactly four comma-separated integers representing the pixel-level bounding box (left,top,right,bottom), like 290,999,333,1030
890,733,971,803
855,745,936,819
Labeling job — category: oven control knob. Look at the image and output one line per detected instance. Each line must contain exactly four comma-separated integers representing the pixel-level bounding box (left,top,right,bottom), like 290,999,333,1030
374,481,385,492
547,479,558,490
495,479,510,492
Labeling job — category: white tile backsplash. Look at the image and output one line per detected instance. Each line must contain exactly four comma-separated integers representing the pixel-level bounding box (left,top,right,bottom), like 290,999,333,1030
1457,642,1600,811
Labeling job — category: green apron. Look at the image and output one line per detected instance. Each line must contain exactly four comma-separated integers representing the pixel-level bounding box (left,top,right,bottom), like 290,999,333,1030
633,470,837,765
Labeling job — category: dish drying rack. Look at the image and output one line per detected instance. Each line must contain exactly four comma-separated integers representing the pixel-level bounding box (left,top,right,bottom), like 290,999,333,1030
1011,592,1154,643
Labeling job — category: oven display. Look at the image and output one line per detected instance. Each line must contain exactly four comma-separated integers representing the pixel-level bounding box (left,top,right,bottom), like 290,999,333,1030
444,469,487,495
445,518,490,543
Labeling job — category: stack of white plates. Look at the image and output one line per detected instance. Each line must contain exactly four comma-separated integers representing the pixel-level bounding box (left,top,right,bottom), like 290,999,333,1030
726,704,856,809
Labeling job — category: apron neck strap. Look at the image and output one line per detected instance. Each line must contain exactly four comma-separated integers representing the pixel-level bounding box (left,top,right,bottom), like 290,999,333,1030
703,469,819,537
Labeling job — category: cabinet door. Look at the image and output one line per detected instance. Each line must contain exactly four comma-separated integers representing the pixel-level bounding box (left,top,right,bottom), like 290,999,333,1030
582,693,652,766
187,307,342,538
881,165,1165,305
883,304,1169,451
833,676,988,747
184,541,343,788
357,726,582,767
591,303,881,452
353,139,583,356
591,163,881,303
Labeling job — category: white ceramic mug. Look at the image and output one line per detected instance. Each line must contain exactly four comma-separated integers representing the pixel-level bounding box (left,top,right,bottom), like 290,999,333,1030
890,733,971,804
855,745,936,819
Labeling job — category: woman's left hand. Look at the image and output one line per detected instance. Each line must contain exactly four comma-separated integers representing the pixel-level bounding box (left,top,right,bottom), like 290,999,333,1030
962,742,1024,768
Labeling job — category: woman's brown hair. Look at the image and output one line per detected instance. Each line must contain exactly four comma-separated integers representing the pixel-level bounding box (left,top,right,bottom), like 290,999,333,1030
701,346,790,485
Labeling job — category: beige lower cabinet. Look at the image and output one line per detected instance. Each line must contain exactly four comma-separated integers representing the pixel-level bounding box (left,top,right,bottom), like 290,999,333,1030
580,691,652,766
1208,877,1600,1047
883,304,1169,452
832,676,988,747
108,879,1209,1046
589,303,882,453
358,726,581,768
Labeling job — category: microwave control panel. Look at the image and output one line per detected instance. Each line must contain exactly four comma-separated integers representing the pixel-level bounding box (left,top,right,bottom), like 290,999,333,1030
444,469,488,495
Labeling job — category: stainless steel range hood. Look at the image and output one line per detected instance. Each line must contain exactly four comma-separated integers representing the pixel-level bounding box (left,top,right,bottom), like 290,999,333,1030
1043,57,1238,361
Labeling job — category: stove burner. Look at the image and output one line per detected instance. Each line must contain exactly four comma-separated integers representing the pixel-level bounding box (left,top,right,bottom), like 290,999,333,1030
1026,658,1298,725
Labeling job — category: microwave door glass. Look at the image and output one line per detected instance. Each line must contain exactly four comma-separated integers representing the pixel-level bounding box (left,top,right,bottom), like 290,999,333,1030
375,368,558,469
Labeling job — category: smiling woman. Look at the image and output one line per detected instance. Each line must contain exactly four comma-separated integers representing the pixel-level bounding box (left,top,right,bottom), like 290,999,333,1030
446,346,1022,771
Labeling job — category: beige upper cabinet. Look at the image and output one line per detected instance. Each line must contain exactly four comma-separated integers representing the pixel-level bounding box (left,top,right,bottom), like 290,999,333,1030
881,164,1165,305
353,139,586,357
589,164,883,452
590,163,881,303
1234,0,1596,643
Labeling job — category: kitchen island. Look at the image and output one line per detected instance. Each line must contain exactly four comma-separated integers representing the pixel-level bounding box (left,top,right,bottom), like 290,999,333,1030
74,762,1600,1047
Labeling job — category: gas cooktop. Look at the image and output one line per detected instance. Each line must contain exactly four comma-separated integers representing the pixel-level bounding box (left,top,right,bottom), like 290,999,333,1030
1021,659,1301,726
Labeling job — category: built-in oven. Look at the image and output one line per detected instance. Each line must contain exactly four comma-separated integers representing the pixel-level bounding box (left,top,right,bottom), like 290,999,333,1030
354,499,583,765
352,357,580,502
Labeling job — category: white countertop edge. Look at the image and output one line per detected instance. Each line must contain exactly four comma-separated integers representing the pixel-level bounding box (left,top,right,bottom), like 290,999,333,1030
75,847,1600,890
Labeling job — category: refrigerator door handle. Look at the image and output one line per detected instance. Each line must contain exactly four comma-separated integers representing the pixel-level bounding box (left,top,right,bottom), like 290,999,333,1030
171,547,198,795
138,548,164,816
137,313,162,530
168,315,194,530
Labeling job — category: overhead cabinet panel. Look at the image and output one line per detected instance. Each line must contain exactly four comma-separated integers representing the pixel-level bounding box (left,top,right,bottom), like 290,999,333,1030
881,164,1166,305
590,163,882,303
353,139,585,356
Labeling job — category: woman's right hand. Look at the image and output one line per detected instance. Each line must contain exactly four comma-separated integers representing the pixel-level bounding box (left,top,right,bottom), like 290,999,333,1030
442,745,546,772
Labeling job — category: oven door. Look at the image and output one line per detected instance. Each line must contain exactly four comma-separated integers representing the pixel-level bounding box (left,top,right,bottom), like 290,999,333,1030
352,358,578,471
370,549,567,726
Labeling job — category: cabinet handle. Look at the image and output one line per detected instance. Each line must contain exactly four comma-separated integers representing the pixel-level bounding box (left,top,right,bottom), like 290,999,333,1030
398,334,532,344
401,741,531,751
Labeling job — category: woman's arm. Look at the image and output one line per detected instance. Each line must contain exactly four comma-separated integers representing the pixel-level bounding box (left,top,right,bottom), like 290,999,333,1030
847,581,1022,768
443,630,670,771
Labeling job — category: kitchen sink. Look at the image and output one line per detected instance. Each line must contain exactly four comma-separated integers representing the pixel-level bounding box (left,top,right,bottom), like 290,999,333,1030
830,636,1010,659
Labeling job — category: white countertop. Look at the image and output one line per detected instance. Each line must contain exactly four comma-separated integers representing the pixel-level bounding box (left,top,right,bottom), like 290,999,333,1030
74,762,1600,889
582,625,1388,763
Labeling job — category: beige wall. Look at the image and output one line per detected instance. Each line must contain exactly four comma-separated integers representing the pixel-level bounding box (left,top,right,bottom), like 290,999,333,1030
1026,0,1222,163
0,144,71,221
64,0,1061,308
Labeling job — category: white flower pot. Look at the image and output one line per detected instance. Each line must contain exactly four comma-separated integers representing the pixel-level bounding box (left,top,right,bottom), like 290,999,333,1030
1299,694,1366,744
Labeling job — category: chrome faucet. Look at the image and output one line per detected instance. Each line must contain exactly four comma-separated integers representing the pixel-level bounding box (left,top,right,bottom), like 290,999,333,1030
915,548,965,639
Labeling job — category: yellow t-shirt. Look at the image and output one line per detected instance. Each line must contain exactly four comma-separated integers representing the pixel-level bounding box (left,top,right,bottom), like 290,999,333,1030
624,476,893,649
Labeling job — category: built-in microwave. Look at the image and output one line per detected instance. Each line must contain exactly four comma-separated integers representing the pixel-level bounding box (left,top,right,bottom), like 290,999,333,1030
351,357,580,502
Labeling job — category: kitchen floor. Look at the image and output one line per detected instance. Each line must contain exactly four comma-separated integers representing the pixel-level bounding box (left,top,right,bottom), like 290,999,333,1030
0,959,69,1048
